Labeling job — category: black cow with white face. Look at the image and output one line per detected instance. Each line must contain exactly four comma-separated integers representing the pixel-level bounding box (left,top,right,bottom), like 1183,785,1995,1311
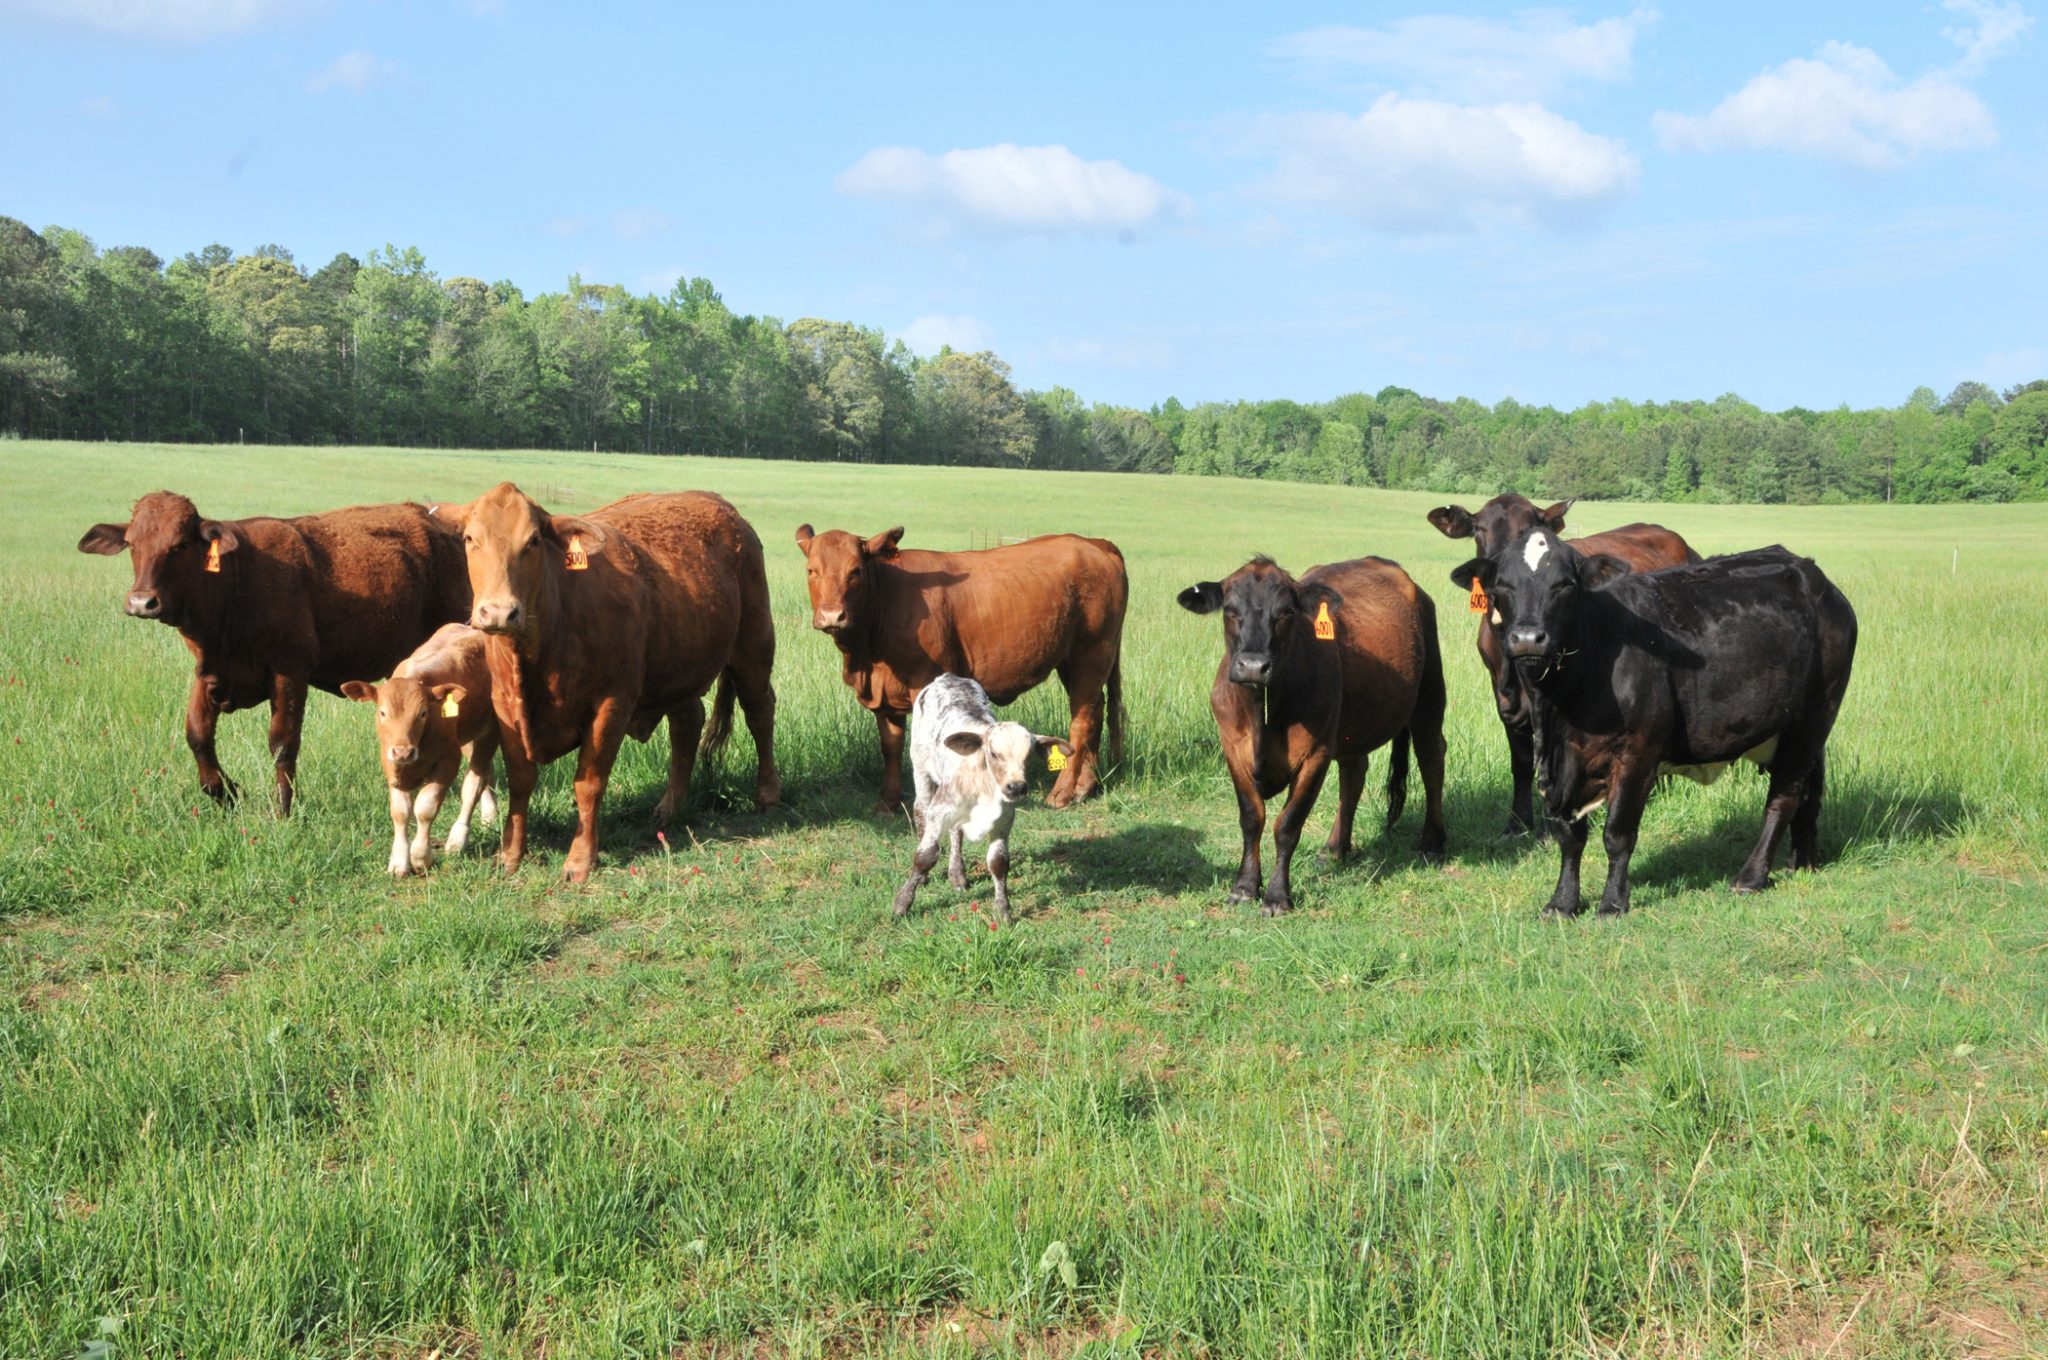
1452,527,1857,917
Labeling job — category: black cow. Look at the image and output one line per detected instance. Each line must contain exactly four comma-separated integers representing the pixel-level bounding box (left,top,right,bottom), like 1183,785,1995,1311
1452,528,1856,917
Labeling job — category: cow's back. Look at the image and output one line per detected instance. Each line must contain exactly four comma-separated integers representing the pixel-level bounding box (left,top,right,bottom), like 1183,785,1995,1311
1303,556,1429,755
1572,522,1698,572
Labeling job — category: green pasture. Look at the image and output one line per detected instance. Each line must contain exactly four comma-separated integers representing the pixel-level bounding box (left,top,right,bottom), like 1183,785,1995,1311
1,440,2044,1358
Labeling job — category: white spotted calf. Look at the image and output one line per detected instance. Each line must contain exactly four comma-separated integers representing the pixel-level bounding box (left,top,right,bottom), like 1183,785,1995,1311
342,623,500,876
892,674,1070,924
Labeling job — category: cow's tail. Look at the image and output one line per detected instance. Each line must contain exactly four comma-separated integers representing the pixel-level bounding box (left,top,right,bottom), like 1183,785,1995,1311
700,666,738,759
1106,648,1126,772
1384,725,1412,831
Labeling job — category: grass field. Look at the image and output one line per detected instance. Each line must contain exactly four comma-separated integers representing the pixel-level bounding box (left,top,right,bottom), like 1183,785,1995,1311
2,440,2045,1359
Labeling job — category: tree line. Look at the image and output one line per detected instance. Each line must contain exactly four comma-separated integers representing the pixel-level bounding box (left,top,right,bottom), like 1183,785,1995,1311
4,216,2043,503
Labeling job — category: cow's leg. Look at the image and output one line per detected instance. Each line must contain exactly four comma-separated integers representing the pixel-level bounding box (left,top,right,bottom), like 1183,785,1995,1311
1228,781,1267,906
409,780,448,873
988,836,1013,924
1595,764,1656,916
947,827,968,890
184,675,238,805
1322,754,1367,862
385,786,413,877
563,705,627,883
498,742,539,874
893,822,945,917
445,735,497,856
875,710,908,814
654,697,704,830
266,674,308,816
729,643,781,811
1543,811,1588,918
1415,721,1449,864
1789,751,1826,871
1504,715,1538,839
1264,757,1332,916
1734,755,1810,894
1049,658,1109,807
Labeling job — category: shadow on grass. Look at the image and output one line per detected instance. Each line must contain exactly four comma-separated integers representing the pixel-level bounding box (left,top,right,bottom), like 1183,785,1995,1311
1040,821,1214,896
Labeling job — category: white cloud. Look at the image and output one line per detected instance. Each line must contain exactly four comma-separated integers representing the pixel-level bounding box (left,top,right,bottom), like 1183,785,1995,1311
0,0,315,40
838,143,1188,236
1243,94,1638,233
306,49,406,94
1942,0,2033,75
1270,7,1655,102
898,314,994,355
609,207,672,239
1652,41,1996,169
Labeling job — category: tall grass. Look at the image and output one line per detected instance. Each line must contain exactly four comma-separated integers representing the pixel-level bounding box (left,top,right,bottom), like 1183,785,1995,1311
2,442,2044,1358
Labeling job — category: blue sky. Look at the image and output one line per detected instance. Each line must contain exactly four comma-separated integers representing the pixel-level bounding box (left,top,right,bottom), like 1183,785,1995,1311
2,1,2043,412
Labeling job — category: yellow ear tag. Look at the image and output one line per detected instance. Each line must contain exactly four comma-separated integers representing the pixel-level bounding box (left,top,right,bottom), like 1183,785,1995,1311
1313,600,1336,640
441,694,460,718
565,535,588,571
1468,578,1489,614
204,539,222,573
1045,745,1067,772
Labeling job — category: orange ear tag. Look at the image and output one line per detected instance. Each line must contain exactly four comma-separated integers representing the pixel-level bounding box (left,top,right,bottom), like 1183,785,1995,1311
1313,600,1336,640
1468,578,1489,614
441,694,460,718
204,539,222,573
565,535,588,571
1045,745,1067,772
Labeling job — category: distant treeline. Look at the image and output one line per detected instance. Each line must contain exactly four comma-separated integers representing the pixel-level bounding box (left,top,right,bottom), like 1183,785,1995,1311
4,216,2044,503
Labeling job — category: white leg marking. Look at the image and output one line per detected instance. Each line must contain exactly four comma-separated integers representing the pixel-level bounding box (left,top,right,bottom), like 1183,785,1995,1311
411,782,447,872
387,786,413,877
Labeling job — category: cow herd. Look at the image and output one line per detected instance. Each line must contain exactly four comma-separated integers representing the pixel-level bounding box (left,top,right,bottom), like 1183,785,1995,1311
76,482,1858,922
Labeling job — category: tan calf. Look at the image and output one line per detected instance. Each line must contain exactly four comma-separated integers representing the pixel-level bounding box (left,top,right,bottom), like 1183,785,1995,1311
342,623,499,876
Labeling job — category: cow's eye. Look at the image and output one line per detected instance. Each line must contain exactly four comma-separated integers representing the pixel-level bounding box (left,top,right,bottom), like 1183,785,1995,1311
848,567,862,581
522,537,539,553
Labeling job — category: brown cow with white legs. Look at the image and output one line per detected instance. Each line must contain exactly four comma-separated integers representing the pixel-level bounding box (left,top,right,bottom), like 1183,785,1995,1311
436,483,779,882
77,491,469,814
1427,494,1697,837
342,623,500,877
795,524,1126,812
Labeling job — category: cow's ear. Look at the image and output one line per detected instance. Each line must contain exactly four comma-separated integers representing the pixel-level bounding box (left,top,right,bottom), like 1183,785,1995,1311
1449,558,1494,591
1034,734,1074,758
794,524,815,554
1426,505,1473,539
547,515,607,555
942,729,985,756
78,522,130,555
1177,582,1224,614
1578,554,1629,591
1540,497,1577,531
1296,581,1344,615
865,526,904,559
427,501,470,531
200,520,241,554
340,681,378,703
429,682,468,708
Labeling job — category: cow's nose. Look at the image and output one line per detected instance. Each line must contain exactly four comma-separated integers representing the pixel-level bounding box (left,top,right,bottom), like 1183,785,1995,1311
1004,780,1029,800
388,744,418,766
1506,627,1550,658
1230,653,1274,686
813,609,847,633
472,600,522,633
125,591,161,618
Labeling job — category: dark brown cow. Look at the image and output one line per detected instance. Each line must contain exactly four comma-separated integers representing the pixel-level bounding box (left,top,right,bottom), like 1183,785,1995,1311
794,525,1127,812
1427,494,1697,836
77,491,469,813
1178,555,1447,916
436,483,779,881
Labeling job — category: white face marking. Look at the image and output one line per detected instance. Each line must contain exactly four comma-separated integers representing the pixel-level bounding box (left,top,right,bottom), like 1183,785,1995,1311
1523,533,1551,571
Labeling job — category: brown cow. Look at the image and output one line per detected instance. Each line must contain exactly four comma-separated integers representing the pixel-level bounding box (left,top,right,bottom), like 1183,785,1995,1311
435,483,779,881
341,623,500,877
77,491,469,813
1427,494,1697,836
794,525,1127,812
1178,555,1447,916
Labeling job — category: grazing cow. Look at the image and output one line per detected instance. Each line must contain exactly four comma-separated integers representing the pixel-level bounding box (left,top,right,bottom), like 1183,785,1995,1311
1452,529,1857,917
1427,494,1698,836
341,623,500,877
1178,555,1448,916
77,491,469,814
794,524,1126,812
890,674,1071,924
435,483,779,881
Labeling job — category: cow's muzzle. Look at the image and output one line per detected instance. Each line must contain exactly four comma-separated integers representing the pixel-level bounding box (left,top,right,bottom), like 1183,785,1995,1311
387,744,419,767
125,591,163,619
471,599,523,634
1505,626,1551,662
812,609,848,634
1229,653,1274,687
1003,780,1028,801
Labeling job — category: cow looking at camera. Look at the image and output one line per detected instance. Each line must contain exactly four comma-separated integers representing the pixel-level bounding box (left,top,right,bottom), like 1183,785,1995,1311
1427,494,1697,837
1452,529,1857,917
891,674,1070,925
1178,555,1447,916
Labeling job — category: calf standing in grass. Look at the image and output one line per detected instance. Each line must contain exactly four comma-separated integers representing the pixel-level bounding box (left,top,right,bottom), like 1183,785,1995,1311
342,624,499,877
1179,555,1447,916
892,674,1071,924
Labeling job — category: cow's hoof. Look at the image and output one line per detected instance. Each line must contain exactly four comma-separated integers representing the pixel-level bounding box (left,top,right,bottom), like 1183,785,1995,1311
872,799,905,817
1541,902,1581,920
562,858,594,884
1317,847,1349,866
1259,899,1294,918
1595,902,1629,918
1730,875,1770,895
948,870,969,891
1226,886,1256,905
1499,819,1532,840
497,853,522,875
651,798,676,830
1045,787,1076,810
387,862,411,879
